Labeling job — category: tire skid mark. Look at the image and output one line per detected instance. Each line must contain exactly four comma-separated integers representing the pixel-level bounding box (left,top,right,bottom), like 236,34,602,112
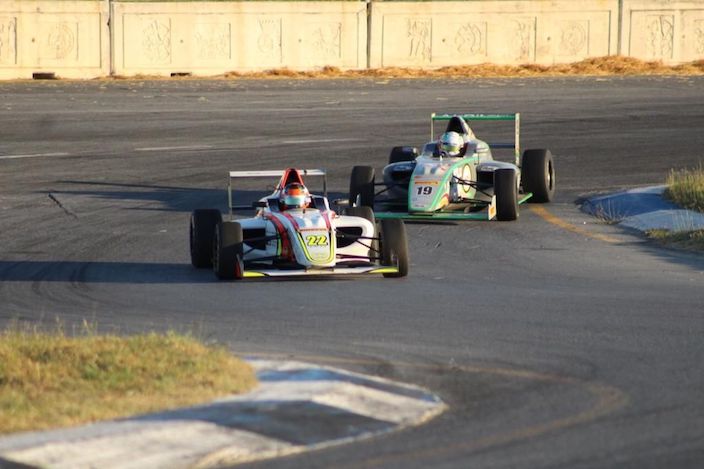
47,193,78,219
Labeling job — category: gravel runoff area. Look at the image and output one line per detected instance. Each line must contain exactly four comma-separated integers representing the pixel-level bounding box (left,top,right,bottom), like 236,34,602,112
0,360,445,469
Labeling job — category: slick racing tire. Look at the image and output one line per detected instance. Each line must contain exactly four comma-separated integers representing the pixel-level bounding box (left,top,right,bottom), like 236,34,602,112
343,206,377,259
379,219,409,278
388,146,418,165
349,166,375,208
494,168,519,221
521,149,556,203
213,221,244,280
190,209,222,268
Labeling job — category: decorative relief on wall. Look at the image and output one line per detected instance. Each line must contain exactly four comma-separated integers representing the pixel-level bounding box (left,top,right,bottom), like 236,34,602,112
142,18,171,64
694,20,704,55
41,22,77,60
406,18,431,62
646,15,674,58
0,17,17,64
257,18,281,58
454,22,486,56
309,22,341,60
195,23,230,60
559,21,588,56
511,19,534,61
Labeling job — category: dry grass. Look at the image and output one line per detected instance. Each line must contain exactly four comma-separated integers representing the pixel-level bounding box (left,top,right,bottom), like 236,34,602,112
665,164,704,212
0,325,256,434
646,229,704,252
218,56,704,79
100,56,704,82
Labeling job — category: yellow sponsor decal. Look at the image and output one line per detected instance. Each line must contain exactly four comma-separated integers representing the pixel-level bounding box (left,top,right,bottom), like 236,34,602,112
414,180,440,185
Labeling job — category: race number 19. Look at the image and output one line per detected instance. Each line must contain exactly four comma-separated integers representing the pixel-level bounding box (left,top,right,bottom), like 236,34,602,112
416,186,433,195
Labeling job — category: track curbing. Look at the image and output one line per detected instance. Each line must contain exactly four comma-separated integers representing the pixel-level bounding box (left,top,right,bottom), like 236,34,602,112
0,360,446,469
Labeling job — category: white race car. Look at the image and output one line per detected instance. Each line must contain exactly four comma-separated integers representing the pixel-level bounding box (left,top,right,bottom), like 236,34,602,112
189,168,409,280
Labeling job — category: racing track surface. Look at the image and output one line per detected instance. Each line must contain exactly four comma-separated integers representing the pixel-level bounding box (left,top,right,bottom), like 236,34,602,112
1,77,703,469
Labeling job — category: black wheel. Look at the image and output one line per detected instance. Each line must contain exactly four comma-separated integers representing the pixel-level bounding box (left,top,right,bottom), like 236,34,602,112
349,166,375,208
190,209,222,268
494,168,518,221
379,219,409,278
521,149,555,203
388,146,418,165
213,221,243,280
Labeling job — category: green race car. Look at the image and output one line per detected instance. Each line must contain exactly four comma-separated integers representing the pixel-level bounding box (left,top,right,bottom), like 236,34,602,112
348,113,555,221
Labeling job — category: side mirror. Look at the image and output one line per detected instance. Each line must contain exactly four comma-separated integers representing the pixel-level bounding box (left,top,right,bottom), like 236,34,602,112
252,200,268,208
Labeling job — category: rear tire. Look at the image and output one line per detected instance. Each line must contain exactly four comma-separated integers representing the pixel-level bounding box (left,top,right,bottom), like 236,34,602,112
213,221,243,280
388,146,417,165
522,149,555,203
190,209,222,268
494,169,518,221
349,166,375,208
379,219,409,278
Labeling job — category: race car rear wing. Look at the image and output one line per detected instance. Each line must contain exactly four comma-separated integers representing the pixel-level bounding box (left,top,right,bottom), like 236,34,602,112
431,113,520,165
227,169,327,215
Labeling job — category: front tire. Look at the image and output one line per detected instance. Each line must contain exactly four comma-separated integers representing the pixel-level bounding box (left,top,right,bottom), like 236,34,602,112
349,166,375,208
190,209,222,268
379,219,409,278
213,221,244,280
388,146,417,165
494,169,518,221
522,149,555,203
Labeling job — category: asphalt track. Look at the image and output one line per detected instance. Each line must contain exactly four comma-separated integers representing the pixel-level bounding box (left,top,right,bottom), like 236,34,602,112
1,76,703,469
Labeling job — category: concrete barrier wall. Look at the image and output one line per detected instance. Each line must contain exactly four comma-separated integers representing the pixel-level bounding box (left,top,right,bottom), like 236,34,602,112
0,1,109,79
1,1,703,79
112,1,367,77
370,0,619,67
623,0,704,63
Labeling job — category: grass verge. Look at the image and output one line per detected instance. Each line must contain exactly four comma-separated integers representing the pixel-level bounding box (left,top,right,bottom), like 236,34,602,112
646,229,704,252
664,165,704,212
0,326,257,434
649,165,704,251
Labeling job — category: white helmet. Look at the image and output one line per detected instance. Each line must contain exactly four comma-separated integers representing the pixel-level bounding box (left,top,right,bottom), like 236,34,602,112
439,131,463,157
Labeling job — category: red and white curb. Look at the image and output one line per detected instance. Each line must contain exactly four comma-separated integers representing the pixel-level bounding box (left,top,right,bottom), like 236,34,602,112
0,360,445,469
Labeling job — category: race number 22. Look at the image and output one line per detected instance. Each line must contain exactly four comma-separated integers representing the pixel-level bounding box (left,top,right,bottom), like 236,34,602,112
306,235,329,246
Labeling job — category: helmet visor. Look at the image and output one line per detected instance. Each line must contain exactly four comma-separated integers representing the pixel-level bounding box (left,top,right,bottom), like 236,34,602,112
284,194,306,208
441,142,461,155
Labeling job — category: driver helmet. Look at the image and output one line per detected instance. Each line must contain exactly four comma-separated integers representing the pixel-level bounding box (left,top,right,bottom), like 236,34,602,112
280,183,310,209
439,131,463,157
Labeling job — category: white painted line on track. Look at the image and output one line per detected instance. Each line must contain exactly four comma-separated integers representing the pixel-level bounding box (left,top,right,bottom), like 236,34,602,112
135,145,213,152
280,138,360,145
0,152,70,160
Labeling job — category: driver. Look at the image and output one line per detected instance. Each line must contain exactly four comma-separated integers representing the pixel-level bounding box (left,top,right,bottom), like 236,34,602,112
280,182,311,210
439,131,464,157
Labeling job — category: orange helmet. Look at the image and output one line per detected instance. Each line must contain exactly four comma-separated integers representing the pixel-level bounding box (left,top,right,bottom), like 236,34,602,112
280,183,310,209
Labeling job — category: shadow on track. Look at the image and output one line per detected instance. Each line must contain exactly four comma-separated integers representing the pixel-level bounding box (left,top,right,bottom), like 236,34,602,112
0,260,217,284
43,181,347,214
